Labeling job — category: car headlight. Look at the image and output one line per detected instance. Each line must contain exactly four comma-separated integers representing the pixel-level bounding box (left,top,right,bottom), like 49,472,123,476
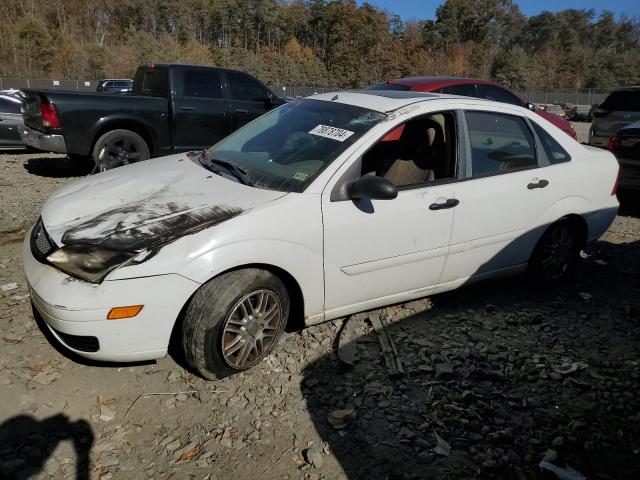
46,245,136,284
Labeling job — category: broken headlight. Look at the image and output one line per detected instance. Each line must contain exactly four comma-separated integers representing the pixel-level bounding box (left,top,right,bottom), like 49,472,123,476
46,245,136,284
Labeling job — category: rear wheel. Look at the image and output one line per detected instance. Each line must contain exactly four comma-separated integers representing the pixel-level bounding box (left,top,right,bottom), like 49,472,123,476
529,219,581,282
182,269,289,380
92,129,150,172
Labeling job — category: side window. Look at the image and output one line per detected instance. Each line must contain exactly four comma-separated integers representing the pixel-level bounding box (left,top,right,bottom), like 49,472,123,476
531,121,571,164
0,98,21,114
183,70,223,99
477,84,523,106
465,111,537,176
228,72,270,102
447,83,477,98
361,111,457,188
137,69,167,97
600,91,640,112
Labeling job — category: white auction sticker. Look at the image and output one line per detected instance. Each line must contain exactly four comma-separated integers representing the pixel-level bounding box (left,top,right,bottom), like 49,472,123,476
309,124,355,142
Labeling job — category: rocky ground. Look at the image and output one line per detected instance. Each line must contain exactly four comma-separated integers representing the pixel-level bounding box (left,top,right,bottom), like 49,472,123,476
0,141,639,480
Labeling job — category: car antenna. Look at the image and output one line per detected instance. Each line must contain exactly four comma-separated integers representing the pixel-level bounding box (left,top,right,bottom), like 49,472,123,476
331,94,339,101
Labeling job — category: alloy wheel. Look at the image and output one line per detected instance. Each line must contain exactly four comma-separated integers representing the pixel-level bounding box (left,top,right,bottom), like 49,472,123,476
220,290,282,369
539,225,575,280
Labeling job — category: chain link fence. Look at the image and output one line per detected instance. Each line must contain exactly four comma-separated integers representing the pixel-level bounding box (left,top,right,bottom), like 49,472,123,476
0,78,613,107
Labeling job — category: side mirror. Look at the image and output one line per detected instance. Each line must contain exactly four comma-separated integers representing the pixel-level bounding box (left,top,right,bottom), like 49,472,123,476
527,103,536,111
347,175,398,200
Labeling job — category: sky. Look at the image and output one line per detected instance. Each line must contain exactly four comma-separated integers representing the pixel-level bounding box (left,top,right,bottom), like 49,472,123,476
358,0,640,21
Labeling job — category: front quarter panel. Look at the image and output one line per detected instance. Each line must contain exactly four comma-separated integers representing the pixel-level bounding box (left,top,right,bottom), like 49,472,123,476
108,193,325,322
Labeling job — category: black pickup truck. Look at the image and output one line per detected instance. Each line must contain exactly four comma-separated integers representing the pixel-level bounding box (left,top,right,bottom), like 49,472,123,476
20,64,283,170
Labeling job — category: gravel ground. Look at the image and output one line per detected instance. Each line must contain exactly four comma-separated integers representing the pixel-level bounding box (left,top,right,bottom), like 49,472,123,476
1,149,639,480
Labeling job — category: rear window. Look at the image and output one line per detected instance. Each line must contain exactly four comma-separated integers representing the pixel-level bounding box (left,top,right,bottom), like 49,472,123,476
531,122,571,164
600,91,640,112
0,97,21,114
134,68,167,97
366,82,411,91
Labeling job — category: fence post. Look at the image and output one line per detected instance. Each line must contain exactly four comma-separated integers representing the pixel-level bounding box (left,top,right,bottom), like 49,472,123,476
26,78,30,88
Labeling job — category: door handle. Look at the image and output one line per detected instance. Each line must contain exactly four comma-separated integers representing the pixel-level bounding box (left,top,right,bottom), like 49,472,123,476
236,109,249,114
429,198,459,210
527,179,549,189
180,107,195,111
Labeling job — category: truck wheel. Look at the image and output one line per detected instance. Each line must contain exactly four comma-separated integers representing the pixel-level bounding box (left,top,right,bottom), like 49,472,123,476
182,269,289,380
92,129,150,172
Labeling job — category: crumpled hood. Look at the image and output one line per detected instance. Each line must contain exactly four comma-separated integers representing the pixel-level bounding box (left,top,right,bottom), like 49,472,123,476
41,154,286,250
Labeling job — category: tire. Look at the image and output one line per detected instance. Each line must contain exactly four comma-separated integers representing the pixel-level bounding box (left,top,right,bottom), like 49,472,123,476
528,219,581,282
182,269,290,380
92,129,150,172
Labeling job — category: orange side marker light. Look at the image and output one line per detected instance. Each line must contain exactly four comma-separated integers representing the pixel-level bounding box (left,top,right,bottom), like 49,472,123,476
107,305,144,320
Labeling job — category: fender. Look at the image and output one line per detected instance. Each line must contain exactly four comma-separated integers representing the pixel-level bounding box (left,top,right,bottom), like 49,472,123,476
178,239,325,325
84,114,163,156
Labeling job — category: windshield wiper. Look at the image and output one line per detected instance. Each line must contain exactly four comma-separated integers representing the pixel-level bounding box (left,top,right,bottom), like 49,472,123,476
195,150,253,186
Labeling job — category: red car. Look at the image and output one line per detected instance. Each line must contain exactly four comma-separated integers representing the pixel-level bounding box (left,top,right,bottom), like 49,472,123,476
367,77,577,140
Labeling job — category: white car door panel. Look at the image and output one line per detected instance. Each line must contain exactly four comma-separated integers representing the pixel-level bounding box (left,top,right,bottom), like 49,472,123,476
323,183,456,313
440,110,553,283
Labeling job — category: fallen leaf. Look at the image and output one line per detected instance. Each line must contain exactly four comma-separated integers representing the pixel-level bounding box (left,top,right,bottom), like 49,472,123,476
433,431,451,456
178,446,199,462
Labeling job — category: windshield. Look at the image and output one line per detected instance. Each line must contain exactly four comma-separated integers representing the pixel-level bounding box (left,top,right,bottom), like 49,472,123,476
202,99,387,192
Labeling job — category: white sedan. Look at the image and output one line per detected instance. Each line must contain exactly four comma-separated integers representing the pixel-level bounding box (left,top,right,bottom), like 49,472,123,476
24,91,619,379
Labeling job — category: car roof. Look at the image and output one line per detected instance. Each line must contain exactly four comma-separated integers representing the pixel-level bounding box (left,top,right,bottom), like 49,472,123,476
612,86,640,92
307,90,505,113
385,76,507,91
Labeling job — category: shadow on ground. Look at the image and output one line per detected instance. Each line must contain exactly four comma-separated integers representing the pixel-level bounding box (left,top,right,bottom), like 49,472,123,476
0,414,94,479
618,190,640,218
23,156,93,178
300,238,640,479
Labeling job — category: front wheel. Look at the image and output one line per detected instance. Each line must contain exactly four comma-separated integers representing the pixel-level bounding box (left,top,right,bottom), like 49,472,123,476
92,129,150,172
182,269,289,380
529,220,581,282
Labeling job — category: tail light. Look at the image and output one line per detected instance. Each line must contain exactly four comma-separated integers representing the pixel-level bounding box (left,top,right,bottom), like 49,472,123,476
40,101,60,128
607,136,621,151
592,108,610,118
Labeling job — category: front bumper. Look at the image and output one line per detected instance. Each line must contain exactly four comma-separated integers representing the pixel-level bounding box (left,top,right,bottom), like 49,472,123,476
23,229,201,362
20,125,67,153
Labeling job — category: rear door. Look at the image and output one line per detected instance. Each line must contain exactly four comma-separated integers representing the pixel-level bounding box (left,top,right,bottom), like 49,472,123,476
224,71,274,131
0,97,23,146
440,109,553,283
172,68,231,152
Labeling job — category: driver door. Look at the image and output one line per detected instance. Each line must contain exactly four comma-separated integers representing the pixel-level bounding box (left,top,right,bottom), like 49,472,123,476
321,111,459,318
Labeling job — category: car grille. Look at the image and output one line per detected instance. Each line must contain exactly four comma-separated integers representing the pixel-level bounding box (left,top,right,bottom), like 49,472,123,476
30,217,57,263
51,328,100,353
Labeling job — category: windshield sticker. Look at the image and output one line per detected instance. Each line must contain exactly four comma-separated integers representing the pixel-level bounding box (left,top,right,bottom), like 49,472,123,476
293,171,309,181
309,124,355,142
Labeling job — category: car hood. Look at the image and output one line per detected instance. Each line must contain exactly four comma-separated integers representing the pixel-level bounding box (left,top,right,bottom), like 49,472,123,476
40,154,287,250
536,109,576,138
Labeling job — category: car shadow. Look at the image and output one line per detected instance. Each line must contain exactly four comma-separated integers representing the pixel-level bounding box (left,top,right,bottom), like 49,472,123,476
618,190,640,218
300,238,640,479
23,156,93,178
0,414,94,479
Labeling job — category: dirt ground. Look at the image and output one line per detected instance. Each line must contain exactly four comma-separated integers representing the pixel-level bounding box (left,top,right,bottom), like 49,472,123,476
1,140,639,480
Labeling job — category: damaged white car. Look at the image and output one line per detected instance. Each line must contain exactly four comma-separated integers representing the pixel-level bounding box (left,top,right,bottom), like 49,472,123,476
24,91,619,379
